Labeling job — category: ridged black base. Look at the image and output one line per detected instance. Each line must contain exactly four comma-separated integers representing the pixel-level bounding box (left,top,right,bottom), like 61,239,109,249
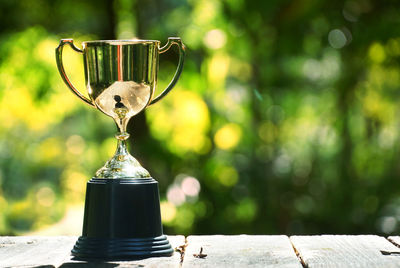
71,178,172,260
71,235,173,260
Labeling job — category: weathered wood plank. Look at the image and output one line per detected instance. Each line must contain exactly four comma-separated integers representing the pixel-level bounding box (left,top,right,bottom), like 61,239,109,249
0,236,76,267
0,236,184,268
182,235,302,268
291,235,400,268
6,235,400,267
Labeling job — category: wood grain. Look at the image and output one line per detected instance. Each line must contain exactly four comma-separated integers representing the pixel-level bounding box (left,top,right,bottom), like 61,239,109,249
5,235,400,267
291,235,400,268
182,235,302,268
0,236,76,267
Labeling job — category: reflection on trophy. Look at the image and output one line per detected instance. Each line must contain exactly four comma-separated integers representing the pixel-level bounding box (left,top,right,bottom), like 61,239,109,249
56,37,185,259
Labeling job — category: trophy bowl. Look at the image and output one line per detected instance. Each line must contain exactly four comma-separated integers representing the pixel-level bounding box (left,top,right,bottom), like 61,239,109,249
55,38,185,260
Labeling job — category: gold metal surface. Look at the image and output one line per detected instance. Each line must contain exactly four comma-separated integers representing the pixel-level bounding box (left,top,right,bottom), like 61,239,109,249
56,38,185,179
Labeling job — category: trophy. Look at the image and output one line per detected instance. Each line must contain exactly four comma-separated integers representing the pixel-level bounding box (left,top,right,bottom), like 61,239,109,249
55,37,185,259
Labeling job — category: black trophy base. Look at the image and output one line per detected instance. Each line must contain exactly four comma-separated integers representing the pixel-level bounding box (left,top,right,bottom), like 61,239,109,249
72,235,173,260
71,178,173,260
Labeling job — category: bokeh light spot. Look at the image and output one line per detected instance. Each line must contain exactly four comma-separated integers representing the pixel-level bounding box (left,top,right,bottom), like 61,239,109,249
208,53,230,86
369,42,386,63
37,137,63,163
36,187,55,207
328,29,347,49
217,166,239,187
160,201,177,223
203,29,227,49
235,198,257,222
147,89,210,155
181,176,201,197
379,216,397,234
61,169,87,202
303,59,322,80
342,1,361,22
294,195,315,214
273,153,292,176
36,39,59,64
386,38,400,56
66,135,85,155
214,123,242,150
167,184,186,206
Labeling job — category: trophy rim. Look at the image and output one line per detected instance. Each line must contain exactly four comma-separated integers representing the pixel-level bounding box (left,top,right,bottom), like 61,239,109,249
83,39,160,45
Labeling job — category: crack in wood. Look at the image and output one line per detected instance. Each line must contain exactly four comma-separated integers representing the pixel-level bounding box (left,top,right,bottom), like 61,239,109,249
381,250,400,256
289,238,307,268
387,237,400,248
174,236,188,266
384,237,400,256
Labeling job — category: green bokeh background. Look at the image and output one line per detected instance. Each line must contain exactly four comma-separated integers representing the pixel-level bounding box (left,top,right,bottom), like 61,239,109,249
1,0,400,236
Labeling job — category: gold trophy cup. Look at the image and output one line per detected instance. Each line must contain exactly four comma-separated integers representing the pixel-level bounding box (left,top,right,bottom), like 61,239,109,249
56,38,185,260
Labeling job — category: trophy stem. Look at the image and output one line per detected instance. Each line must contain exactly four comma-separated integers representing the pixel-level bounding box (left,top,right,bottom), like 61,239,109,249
94,131,151,179
115,138,129,157
114,105,130,137
115,131,130,141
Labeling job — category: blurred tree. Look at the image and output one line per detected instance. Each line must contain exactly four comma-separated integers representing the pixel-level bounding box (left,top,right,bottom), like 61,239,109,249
1,0,400,236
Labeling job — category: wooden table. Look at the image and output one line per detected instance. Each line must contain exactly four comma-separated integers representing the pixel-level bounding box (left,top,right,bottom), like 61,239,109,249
2,235,400,267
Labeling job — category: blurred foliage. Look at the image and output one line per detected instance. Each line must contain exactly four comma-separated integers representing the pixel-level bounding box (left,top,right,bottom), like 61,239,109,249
1,0,400,236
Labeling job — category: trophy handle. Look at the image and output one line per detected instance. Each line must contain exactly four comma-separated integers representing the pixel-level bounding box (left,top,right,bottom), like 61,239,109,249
55,39,95,107
150,37,186,105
